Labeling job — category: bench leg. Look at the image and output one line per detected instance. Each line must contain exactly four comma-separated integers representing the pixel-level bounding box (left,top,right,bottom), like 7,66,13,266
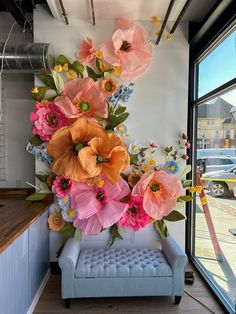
174,296,182,304
64,298,71,308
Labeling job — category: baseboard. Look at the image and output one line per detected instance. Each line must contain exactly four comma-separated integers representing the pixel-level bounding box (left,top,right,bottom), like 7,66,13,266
27,269,50,314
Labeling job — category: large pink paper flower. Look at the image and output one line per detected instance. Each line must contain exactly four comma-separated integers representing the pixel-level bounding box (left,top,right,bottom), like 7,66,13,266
77,38,96,64
132,170,184,220
30,102,66,141
54,77,108,120
71,176,130,235
100,18,152,81
118,195,150,231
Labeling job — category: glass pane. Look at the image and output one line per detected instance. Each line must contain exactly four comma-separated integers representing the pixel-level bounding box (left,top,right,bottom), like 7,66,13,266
194,89,236,310
198,30,236,98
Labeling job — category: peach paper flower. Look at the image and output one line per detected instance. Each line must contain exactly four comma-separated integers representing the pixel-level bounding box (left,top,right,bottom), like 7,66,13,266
77,37,96,64
72,176,130,235
132,170,184,220
54,77,108,120
46,118,130,183
100,18,152,81
48,213,65,231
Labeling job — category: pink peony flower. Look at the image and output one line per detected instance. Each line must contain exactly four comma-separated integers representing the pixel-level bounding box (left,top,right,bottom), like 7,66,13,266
185,142,191,149
77,38,96,64
52,176,73,197
30,102,67,141
182,154,189,160
132,170,184,220
118,195,150,231
100,18,152,81
71,176,130,235
54,77,108,119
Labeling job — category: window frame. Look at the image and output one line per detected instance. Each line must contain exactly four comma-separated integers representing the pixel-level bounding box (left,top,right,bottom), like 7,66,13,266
186,1,236,313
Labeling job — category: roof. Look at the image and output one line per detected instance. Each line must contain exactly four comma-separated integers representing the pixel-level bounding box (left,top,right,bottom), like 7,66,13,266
198,97,233,119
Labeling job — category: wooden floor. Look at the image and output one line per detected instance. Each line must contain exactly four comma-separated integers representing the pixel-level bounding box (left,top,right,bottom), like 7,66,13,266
34,268,225,314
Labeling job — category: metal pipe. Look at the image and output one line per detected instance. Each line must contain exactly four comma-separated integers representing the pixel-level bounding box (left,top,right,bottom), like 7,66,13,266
90,0,96,26
169,0,192,35
156,0,176,46
58,0,69,25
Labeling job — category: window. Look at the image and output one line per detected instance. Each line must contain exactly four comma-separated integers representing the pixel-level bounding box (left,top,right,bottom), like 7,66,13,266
188,10,236,313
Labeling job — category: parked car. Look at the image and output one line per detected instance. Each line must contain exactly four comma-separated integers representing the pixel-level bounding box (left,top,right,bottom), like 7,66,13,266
197,156,236,174
201,166,236,197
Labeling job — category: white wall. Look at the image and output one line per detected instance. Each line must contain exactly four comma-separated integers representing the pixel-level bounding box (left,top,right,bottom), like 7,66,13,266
34,5,189,260
0,13,35,187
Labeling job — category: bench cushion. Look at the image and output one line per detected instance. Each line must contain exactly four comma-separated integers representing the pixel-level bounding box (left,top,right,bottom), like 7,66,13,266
75,248,172,278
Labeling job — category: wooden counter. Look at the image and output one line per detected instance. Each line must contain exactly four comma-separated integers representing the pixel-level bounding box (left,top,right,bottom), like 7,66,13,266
0,193,53,253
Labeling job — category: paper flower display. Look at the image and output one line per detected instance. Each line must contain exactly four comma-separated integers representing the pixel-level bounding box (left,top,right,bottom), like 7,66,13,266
27,17,191,243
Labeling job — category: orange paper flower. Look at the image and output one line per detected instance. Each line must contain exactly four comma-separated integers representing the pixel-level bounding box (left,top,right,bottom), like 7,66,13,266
48,213,65,231
46,118,130,183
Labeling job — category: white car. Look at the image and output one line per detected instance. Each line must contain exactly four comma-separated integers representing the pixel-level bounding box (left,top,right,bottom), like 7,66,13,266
201,166,236,197
197,156,236,173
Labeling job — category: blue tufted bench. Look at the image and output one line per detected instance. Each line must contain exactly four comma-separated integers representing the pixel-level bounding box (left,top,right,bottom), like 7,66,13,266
59,236,187,308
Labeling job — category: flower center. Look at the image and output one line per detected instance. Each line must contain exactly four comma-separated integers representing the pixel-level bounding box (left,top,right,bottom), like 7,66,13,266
151,184,160,192
96,191,105,201
67,208,75,218
105,81,113,92
53,216,62,225
61,179,70,190
96,155,108,163
132,145,139,151
169,165,175,171
75,100,90,113
117,125,124,131
74,142,87,152
132,175,140,184
129,206,137,214
120,40,131,51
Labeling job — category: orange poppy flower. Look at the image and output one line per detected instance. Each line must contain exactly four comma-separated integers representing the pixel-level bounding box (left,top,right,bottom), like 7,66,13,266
48,213,65,231
46,118,130,183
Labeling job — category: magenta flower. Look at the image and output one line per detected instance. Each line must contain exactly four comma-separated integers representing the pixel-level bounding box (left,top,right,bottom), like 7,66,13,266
30,102,66,141
77,38,96,64
54,77,108,120
71,176,130,235
132,170,184,220
118,195,150,231
100,18,152,81
52,176,73,197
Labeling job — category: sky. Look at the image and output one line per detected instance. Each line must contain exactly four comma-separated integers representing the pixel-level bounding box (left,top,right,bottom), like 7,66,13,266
198,29,236,106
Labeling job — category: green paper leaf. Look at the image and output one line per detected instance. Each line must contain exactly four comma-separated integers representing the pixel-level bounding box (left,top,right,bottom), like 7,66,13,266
109,224,123,247
60,222,75,241
35,174,49,183
51,70,64,94
130,154,139,164
105,113,129,130
29,134,43,146
180,165,192,178
74,229,83,241
96,58,102,73
26,193,48,201
115,106,126,115
31,86,47,101
178,195,193,202
86,66,98,81
154,219,169,240
183,180,192,188
56,54,71,66
70,60,84,74
163,210,186,221
38,74,56,90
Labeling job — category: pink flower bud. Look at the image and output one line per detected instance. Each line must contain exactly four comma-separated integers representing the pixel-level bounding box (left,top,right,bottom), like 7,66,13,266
182,133,188,140
140,151,145,157
185,142,191,149
150,143,157,148
182,154,189,161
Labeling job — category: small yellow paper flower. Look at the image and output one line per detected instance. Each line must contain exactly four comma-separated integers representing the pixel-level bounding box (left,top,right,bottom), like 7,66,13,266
94,177,104,188
96,51,103,59
201,196,207,206
113,66,121,76
165,33,173,41
188,186,196,193
41,99,48,106
151,16,160,25
62,63,69,71
149,159,155,166
32,87,38,94
100,63,107,71
143,164,150,173
66,70,77,79
195,185,203,194
54,64,63,72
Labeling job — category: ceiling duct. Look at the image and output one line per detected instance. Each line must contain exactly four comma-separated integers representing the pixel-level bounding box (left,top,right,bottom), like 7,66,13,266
0,42,55,73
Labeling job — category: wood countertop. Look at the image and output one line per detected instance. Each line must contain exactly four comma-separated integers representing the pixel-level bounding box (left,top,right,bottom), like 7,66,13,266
0,193,54,253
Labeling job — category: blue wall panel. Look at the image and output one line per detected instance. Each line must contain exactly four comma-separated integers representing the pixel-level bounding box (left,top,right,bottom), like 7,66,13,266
0,230,29,314
29,210,49,302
